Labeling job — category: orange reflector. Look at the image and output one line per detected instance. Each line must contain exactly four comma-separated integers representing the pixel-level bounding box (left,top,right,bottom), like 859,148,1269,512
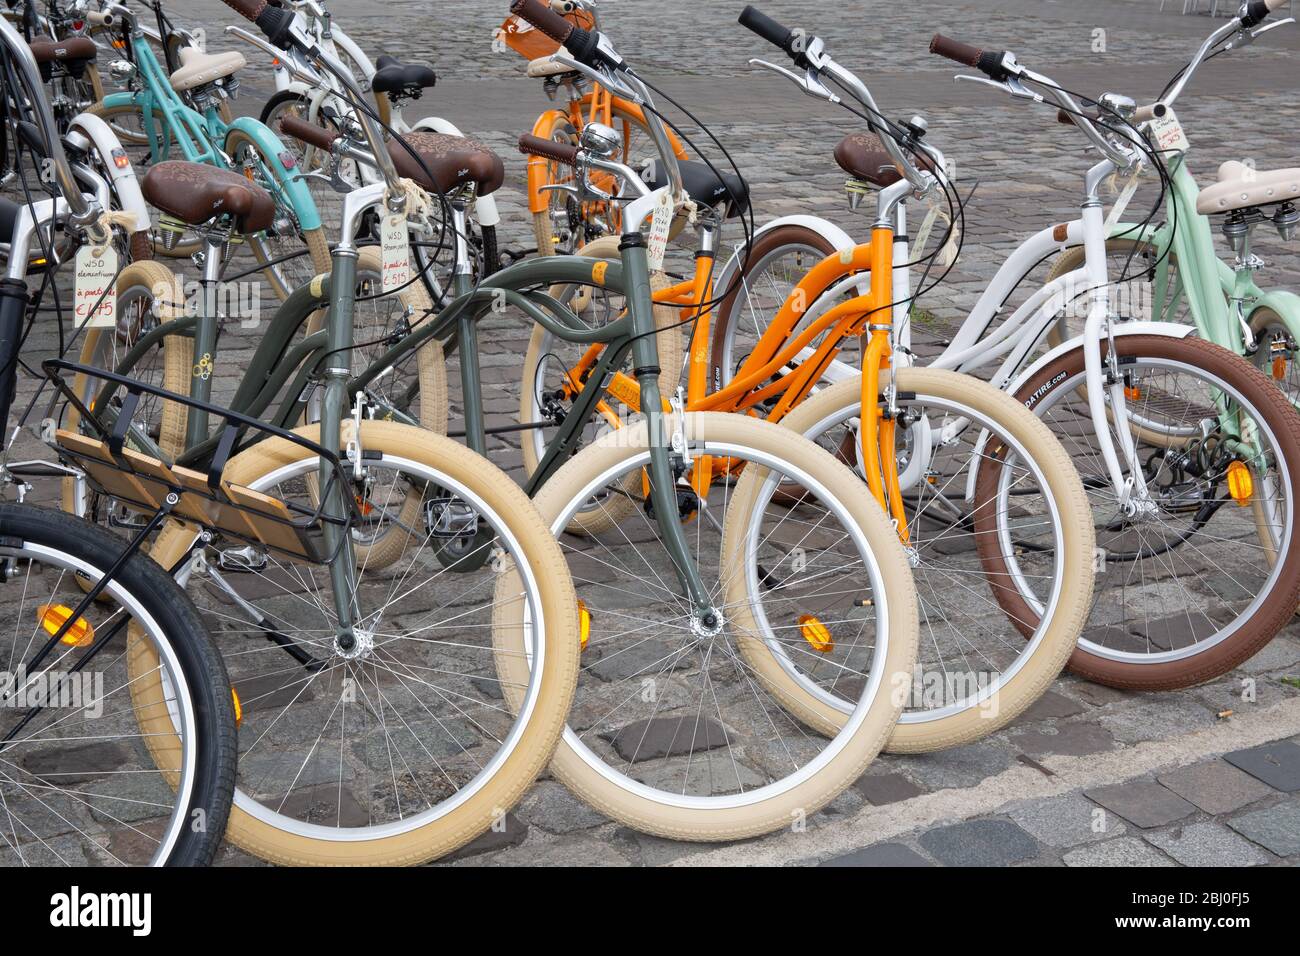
111,39,125,48
231,687,242,727
577,600,590,651
1227,461,1253,506
1124,386,1142,401
355,494,373,517
38,604,94,647
798,615,833,653
1273,356,1288,381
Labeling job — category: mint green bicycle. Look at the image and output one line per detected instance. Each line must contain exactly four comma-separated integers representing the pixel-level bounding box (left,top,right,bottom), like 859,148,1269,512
1045,4,1300,405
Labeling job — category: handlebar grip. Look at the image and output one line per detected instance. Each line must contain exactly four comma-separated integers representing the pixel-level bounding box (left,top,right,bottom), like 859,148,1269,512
220,0,267,20
1131,103,1167,124
279,116,341,152
738,6,799,59
929,34,981,68
518,133,578,167
510,0,575,45
1242,0,1287,27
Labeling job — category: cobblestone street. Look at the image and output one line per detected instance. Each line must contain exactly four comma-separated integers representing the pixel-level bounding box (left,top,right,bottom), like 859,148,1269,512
9,0,1300,867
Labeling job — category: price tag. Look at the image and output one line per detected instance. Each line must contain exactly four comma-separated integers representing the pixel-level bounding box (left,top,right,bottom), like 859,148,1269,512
646,190,674,272
381,213,411,293
1150,109,1190,155
74,245,117,330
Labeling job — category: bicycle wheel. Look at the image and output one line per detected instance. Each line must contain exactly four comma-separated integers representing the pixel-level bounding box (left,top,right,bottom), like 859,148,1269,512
742,369,1094,751
710,224,840,389
142,420,579,865
1007,334,1300,689
223,126,332,302
518,235,682,534
496,412,918,841
0,504,236,866
61,260,187,524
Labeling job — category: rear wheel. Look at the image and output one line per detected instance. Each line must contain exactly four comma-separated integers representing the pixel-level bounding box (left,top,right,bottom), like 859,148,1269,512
1008,334,1300,689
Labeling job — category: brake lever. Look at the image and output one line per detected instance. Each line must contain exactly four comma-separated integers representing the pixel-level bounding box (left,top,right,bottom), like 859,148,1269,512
748,58,840,104
954,74,1043,103
1253,17,1295,38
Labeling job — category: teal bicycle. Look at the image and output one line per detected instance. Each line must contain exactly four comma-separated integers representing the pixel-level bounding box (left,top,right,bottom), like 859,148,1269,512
88,0,330,297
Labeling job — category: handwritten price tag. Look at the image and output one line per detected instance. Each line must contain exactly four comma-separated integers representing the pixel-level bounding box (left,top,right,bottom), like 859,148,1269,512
75,245,117,330
1150,109,1190,155
647,190,674,272
381,213,411,293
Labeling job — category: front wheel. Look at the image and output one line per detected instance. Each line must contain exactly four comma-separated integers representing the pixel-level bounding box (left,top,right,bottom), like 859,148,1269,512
755,368,1096,752
497,412,919,841
142,420,580,865
0,504,236,866
1008,334,1300,690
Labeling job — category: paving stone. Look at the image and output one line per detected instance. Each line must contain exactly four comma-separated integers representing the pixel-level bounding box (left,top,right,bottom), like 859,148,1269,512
1062,837,1177,867
603,716,730,762
445,812,529,861
1238,637,1300,676
1084,780,1197,829
518,782,609,834
1097,699,1217,745
275,784,370,828
1013,723,1115,757
1010,793,1127,847
1157,760,1275,815
1017,689,1086,722
917,818,1040,867
894,740,1013,790
852,772,925,806
18,740,130,786
1227,800,1300,858
1224,740,1300,792
1132,613,1223,651
585,641,693,682
819,843,933,867
1144,822,1273,867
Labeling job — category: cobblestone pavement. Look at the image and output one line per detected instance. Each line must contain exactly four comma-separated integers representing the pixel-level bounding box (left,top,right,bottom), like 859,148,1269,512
8,0,1300,866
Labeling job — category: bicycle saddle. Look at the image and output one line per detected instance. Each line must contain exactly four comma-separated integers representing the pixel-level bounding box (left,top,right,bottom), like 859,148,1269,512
372,55,437,97
639,158,750,219
28,36,96,66
388,132,505,197
169,46,246,92
1197,160,1300,216
141,161,276,233
526,48,577,78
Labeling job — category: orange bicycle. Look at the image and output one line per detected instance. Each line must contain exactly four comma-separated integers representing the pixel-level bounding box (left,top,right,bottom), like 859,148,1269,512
510,6,1096,752
502,0,690,253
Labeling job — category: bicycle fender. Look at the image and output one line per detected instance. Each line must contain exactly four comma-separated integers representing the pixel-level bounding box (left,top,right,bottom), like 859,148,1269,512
711,215,856,318
1249,290,1300,339
67,113,151,232
225,117,323,232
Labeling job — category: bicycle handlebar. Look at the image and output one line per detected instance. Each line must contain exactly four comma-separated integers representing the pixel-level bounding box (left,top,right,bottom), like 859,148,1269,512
509,0,610,68
929,34,1015,81
278,115,340,152
738,6,804,63
518,133,578,166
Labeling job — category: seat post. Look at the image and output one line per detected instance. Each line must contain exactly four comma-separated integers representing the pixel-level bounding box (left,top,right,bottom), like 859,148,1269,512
183,226,228,449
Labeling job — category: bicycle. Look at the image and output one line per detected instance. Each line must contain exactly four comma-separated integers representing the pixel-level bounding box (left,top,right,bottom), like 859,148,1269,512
717,1,1300,690
500,4,1097,757
504,0,692,255
86,0,330,298
230,0,505,281
0,16,236,866
1037,6,1300,408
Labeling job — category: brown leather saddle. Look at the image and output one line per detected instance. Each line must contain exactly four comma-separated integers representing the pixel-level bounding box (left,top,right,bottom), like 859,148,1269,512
29,36,97,77
141,161,276,233
388,132,505,197
833,132,936,188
